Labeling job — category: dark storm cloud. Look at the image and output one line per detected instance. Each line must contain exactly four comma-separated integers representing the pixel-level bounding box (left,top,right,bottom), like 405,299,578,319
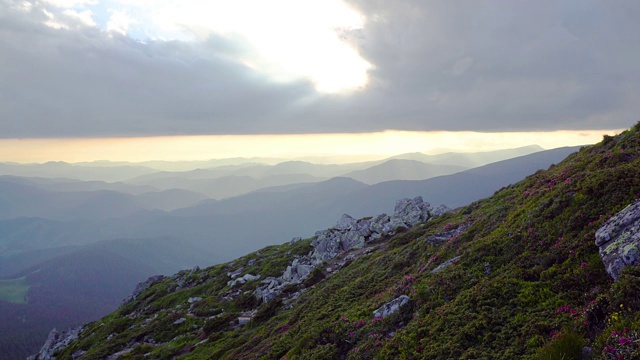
1,0,639,138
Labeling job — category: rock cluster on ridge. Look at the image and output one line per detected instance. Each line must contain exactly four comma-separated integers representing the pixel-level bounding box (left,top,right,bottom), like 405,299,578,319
595,199,640,280
27,327,83,360
255,196,447,303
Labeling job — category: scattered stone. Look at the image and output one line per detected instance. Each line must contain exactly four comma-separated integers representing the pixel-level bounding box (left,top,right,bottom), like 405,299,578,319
596,200,640,280
431,256,462,273
426,223,471,244
71,350,86,360
373,295,410,318
173,318,186,325
227,268,244,279
242,273,260,282
188,297,202,304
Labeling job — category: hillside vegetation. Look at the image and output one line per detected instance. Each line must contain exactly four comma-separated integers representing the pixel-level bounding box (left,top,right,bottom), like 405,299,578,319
52,123,640,359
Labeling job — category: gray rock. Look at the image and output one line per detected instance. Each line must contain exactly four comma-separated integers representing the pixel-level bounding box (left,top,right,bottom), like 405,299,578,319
431,256,462,273
173,317,186,325
28,327,83,360
373,295,410,318
72,350,86,360
596,200,640,280
242,273,261,282
227,268,244,278
426,222,471,244
393,196,431,225
432,204,452,216
188,297,202,304
335,214,357,230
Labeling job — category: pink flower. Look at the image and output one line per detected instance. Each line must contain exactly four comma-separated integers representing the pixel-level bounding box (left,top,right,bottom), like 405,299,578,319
619,337,633,345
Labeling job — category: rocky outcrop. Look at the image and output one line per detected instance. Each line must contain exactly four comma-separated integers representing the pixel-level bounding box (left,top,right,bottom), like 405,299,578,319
28,327,83,360
254,197,445,303
431,256,462,273
311,197,445,262
595,200,640,280
373,295,410,318
227,273,261,287
123,275,165,304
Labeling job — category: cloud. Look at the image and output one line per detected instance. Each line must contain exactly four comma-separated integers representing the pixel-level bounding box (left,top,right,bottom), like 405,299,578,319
0,0,639,138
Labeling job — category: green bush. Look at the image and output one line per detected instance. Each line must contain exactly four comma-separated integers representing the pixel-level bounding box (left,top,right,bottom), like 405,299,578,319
535,331,586,360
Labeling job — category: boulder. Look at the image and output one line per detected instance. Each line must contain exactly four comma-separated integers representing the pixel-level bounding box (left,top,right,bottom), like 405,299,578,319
596,200,640,280
392,196,431,224
335,214,357,230
373,295,410,318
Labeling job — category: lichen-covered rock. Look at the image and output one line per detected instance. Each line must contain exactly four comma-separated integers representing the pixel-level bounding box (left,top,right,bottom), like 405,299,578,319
335,214,357,230
373,295,410,318
595,200,640,280
282,259,314,284
393,197,432,224
431,256,462,273
28,327,83,360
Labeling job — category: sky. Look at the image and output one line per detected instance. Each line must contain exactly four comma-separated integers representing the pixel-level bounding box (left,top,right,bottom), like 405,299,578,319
0,0,637,162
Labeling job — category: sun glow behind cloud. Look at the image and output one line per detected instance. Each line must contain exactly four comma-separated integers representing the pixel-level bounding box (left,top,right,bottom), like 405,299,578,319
34,0,371,93
0,130,623,164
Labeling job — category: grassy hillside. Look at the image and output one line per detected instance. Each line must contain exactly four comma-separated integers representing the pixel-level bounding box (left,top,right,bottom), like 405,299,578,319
53,123,640,359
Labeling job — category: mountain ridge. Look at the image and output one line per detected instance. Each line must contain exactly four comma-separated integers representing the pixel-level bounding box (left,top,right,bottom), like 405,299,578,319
35,123,640,359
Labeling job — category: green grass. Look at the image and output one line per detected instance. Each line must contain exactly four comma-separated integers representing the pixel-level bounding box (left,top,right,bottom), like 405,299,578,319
0,277,30,304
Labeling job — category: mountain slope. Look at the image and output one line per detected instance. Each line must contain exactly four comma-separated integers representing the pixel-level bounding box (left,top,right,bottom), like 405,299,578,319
0,236,218,359
45,123,640,359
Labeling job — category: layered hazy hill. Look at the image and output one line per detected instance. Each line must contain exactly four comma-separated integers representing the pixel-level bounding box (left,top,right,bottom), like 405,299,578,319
40,124,640,360
0,144,574,359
